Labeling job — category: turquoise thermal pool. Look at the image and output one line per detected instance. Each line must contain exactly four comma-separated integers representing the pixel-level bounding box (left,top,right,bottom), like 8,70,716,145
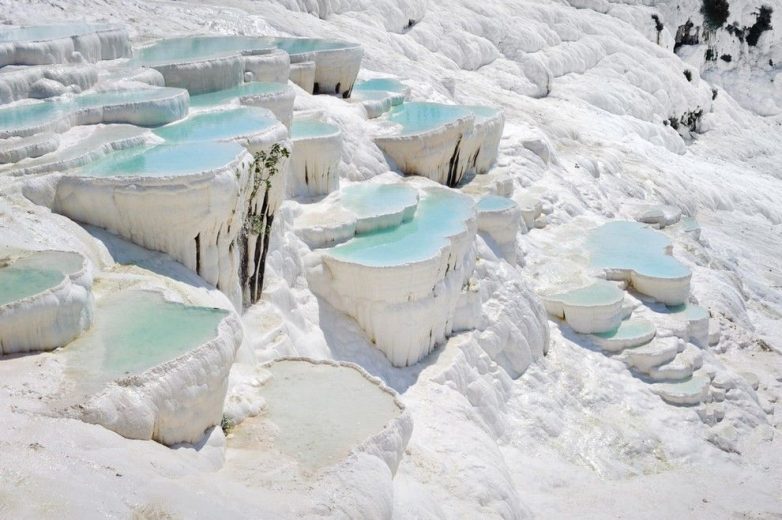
0,101,65,134
269,37,360,55
154,107,278,143
0,23,116,42
594,318,656,341
477,195,516,212
587,221,691,280
464,105,502,120
328,189,473,266
340,183,418,223
189,82,288,108
354,78,406,93
385,102,471,136
0,251,84,306
664,302,708,321
65,291,227,387
77,141,244,177
548,280,624,307
134,36,272,66
291,120,340,139
232,359,401,470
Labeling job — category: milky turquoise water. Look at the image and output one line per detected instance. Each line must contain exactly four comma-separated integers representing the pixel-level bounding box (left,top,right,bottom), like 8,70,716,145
0,23,115,42
269,37,357,55
291,120,340,139
0,89,183,134
0,101,64,132
665,302,708,321
594,318,655,340
65,291,227,383
587,221,690,279
189,82,287,108
0,267,64,306
78,141,243,177
354,78,406,93
340,183,418,221
328,189,472,266
681,216,700,232
154,107,277,143
386,102,471,136
477,195,516,212
552,280,623,306
134,36,272,66
0,251,85,306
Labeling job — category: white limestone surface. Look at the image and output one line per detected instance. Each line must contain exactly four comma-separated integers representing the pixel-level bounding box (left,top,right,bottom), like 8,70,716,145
287,118,342,198
0,64,98,104
0,249,93,355
476,195,521,261
0,23,131,67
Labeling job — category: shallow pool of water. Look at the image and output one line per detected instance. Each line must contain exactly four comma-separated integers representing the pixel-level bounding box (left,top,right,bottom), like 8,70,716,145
134,36,272,66
354,78,405,93
269,37,357,55
64,291,227,386
587,221,690,279
328,188,472,266
78,141,244,177
0,267,64,306
154,107,278,143
386,102,471,136
594,318,655,340
189,82,287,108
550,280,624,306
477,195,515,212
340,183,418,222
0,101,65,133
290,120,340,139
0,23,116,42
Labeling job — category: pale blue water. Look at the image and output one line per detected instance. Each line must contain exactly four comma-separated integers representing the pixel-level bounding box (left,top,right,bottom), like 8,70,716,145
0,267,64,306
154,107,277,143
134,36,272,66
665,303,708,321
340,183,418,221
386,102,471,136
0,250,85,306
269,37,358,55
354,78,406,93
291,120,340,139
328,189,473,266
0,23,114,42
71,88,183,110
78,141,243,177
0,101,65,132
587,221,690,279
594,318,655,340
552,280,623,306
477,195,516,212
189,82,287,108
65,291,227,382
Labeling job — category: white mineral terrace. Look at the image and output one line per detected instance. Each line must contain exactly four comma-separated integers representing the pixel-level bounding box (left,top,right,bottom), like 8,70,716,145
53,141,254,308
226,358,410,473
587,221,692,305
0,63,99,104
0,86,190,138
0,249,93,355
133,36,290,95
272,38,363,97
61,289,242,445
0,23,131,67
374,102,504,187
287,118,342,198
542,280,626,334
307,183,477,366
